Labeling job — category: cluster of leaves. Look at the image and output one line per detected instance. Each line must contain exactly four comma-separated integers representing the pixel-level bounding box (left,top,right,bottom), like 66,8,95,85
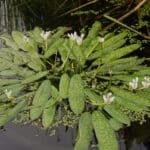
109,0,128,6
139,1,150,18
0,21,150,150
137,1,150,28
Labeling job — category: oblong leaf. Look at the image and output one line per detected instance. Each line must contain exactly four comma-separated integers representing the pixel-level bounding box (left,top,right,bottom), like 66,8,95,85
92,111,118,150
68,74,85,115
109,118,123,131
104,104,130,125
84,88,103,105
59,73,70,99
21,71,49,84
30,80,51,120
0,100,27,126
102,44,141,63
115,96,145,112
75,112,93,150
111,86,150,107
42,98,56,129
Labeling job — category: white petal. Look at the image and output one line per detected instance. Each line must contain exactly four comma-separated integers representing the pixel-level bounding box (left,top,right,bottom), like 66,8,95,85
40,31,51,40
108,92,112,97
45,31,51,39
98,37,104,43
81,33,84,38
129,77,138,89
142,81,150,88
135,77,139,82
23,35,29,42
103,95,108,103
68,31,84,45
4,89,12,98
103,93,115,103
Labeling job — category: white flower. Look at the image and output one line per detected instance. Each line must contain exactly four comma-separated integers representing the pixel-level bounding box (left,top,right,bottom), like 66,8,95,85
4,89,12,99
103,92,115,103
67,32,77,41
40,31,51,40
76,34,84,45
23,35,29,42
142,76,150,88
98,36,104,43
129,77,138,90
67,32,84,45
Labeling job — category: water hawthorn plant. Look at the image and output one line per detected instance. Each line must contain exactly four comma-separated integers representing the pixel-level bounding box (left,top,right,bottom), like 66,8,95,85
0,21,150,150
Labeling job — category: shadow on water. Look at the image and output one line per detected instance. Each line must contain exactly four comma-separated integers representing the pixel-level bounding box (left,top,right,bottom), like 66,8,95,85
123,119,150,150
0,121,149,150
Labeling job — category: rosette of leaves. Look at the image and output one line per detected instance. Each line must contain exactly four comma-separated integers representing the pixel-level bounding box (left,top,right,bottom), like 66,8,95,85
0,21,150,150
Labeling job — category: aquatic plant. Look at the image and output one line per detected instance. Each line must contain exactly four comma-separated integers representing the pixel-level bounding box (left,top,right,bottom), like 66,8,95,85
0,21,150,150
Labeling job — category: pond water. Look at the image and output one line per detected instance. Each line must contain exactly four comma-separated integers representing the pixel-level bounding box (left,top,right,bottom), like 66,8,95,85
0,124,74,150
0,123,149,150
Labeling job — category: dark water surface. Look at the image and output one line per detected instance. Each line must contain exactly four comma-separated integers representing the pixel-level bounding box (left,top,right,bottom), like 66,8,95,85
0,123,149,150
0,124,74,150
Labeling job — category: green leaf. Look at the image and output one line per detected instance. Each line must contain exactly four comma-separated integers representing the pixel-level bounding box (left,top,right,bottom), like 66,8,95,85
137,89,150,102
92,111,118,150
10,66,35,78
75,112,93,150
102,44,141,63
103,31,127,48
0,70,17,76
111,86,150,107
59,73,70,99
111,75,142,82
94,56,141,66
21,71,49,84
0,103,12,114
85,38,99,58
0,79,20,86
0,100,27,126
104,104,130,125
29,27,43,43
51,27,69,39
42,98,56,129
12,31,27,51
71,45,86,66
109,118,123,131
115,96,145,112
58,39,70,62
44,38,64,58
0,83,23,93
89,39,126,60
133,68,150,76
30,80,51,120
0,34,19,50
27,46,45,71
0,57,14,68
0,84,25,102
0,49,13,61
68,74,85,115
50,85,61,101
104,32,115,40
84,88,103,105
83,21,102,46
